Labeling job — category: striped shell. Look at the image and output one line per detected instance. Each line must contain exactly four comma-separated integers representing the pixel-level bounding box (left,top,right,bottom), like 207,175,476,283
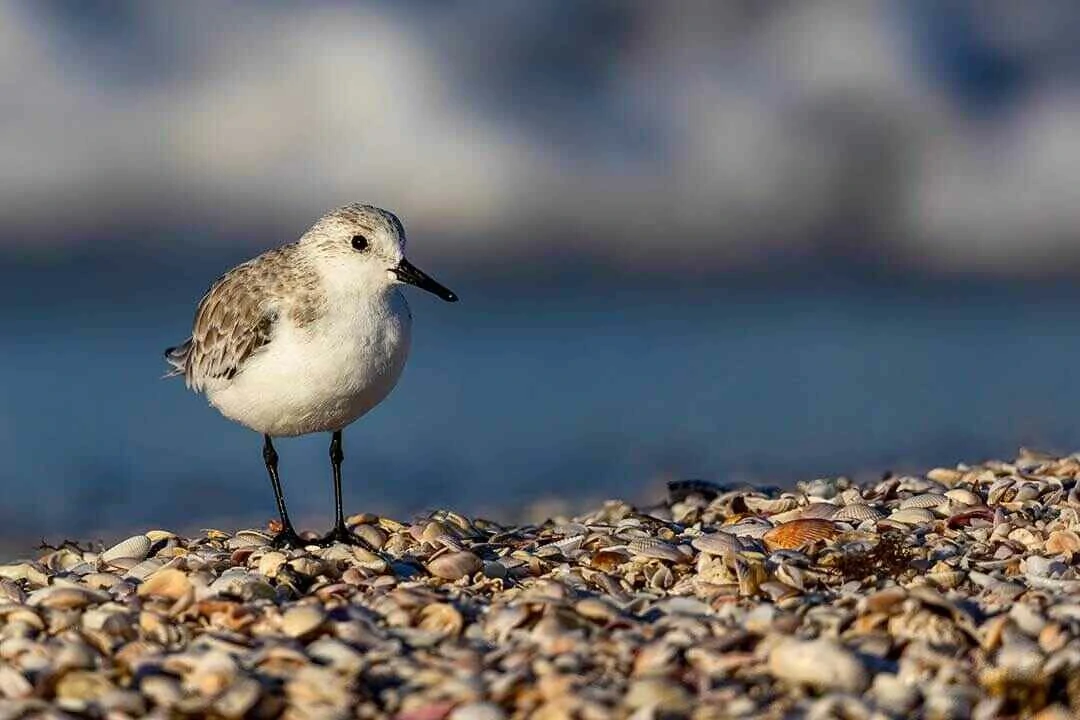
898,493,948,510
723,520,772,539
762,519,840,551
100,535,151,566
627,538,687,563
833,504,884,522
800,502,839,520
691,532,739,556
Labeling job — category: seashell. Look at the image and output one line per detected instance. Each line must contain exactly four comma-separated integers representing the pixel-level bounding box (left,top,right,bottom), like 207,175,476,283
124,559,164,581
833,504,884,522
767,638,869,693
887,508,935,525
589,548,629,572
417,602,465,637
213,677,263,719
1045,530,1080,555
799,502,839,520
944,488,981,506
627,538,687,563
722,519,772,539
946,505,994,528
137,568,193,601
426,551,482,581
27,585,106,610
353,524,388,549
743,495,798,515
624,677,693,713
870,674,919,716
690,531,739,556
762,519,840,551
0,664,33,699
281,604,326,640
898,493,948,510
287,557,324,578
800,477,839,500
448,702,507,720
926,467,964,485
484,605,530,640
257,551,287,578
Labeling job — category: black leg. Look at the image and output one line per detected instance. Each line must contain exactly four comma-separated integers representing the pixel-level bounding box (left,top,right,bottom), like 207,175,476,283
263,435,304,548
317,431,368,547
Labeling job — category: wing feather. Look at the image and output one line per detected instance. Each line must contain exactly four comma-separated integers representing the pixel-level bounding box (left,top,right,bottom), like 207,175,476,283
172,259,278,392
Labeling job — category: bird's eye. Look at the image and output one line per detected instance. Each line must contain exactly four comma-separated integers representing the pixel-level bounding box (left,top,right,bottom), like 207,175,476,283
351,234,369,251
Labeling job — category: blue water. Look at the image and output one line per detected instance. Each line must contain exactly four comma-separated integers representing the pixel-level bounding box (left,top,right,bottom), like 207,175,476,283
3,256,1080,550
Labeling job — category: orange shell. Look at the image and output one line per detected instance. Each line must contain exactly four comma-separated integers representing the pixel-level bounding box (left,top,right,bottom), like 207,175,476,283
762,519,840,551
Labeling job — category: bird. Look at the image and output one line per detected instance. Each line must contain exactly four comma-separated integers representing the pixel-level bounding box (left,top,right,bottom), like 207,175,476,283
164,203,458,548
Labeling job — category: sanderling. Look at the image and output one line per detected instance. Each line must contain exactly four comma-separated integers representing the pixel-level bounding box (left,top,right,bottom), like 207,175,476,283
165,204,457,548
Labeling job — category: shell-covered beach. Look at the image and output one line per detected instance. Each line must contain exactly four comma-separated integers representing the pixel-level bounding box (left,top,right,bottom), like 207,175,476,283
3,449,1080,719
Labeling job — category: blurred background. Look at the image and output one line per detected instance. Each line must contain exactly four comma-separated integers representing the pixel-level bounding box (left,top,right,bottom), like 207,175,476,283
4,0,1080,551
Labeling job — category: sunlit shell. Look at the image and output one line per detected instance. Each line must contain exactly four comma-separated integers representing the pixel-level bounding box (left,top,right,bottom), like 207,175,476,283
100,535,151,566
944,488,981,506
627,538,687,563
27,585,106,610
926,467,964,485
888,508,935,525
417,603,465,637
426,551,482,581
833,504,884,522
690,532,739,556
1045,530,1080,555
281,604,326,640
137,568,193,601
762,520,841,551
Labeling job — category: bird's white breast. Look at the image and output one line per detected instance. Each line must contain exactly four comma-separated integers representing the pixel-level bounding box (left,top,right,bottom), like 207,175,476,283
207,289,412,436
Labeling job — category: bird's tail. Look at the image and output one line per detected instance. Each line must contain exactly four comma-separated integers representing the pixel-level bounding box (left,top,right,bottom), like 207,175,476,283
163,339,192,379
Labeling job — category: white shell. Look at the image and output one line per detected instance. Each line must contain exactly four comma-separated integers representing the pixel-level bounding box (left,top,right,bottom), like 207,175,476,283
100,535,151,565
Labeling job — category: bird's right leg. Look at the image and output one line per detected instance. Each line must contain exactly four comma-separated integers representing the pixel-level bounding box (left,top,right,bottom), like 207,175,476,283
263,435,305,548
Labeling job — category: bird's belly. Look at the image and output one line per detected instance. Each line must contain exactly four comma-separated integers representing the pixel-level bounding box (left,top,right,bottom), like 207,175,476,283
207,309,411,437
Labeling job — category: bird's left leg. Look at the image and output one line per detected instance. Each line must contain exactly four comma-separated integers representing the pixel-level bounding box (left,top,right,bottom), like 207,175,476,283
317,431,369,547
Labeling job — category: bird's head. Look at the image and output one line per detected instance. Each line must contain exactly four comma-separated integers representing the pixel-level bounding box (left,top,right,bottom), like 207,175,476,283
301,203,457,302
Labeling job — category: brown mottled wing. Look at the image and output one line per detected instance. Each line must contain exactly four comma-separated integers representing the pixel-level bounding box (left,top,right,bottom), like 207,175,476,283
183,261,277,391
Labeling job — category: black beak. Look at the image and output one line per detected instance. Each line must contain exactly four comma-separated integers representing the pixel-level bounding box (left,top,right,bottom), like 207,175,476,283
393,258,458,302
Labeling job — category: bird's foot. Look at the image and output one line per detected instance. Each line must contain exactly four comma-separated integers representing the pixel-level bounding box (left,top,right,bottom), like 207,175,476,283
316,524,372,549
270,527,308,549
